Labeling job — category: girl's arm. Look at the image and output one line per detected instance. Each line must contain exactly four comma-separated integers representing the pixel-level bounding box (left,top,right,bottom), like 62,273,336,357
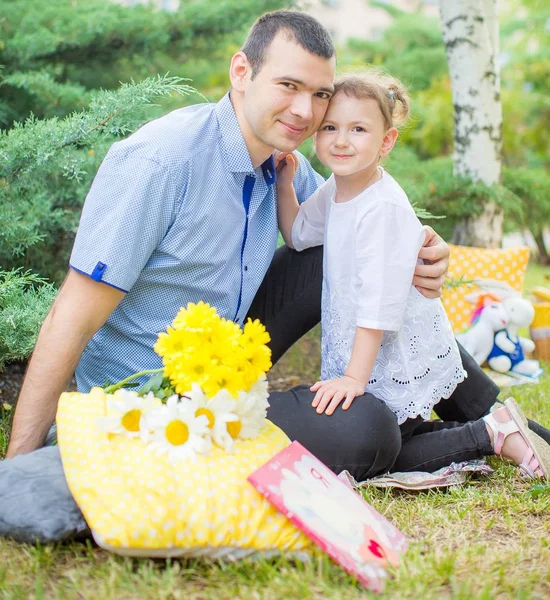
312,194,426,417
311,327,383,416
345,327,384,386
275,152,328,251
275,153,300,248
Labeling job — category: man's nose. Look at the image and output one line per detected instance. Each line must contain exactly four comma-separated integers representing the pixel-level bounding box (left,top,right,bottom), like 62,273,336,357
290,94,313,122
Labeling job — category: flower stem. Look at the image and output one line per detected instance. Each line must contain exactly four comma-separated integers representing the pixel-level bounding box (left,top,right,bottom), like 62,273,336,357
104,368,164,394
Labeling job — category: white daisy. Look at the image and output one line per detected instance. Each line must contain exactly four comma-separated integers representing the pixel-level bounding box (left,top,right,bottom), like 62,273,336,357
96,389,159,438
147,395,210,462
188,384,239,451
248,374,270,407
230,389,268,440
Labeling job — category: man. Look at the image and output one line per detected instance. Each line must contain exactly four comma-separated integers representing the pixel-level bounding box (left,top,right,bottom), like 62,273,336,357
5,11,504,479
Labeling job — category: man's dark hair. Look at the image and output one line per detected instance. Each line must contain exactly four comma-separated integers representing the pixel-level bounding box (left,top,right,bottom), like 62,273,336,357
241,10,335,78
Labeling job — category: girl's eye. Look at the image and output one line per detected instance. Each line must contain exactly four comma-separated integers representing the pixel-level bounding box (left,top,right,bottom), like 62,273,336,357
352,126,365,132
321,125,335,131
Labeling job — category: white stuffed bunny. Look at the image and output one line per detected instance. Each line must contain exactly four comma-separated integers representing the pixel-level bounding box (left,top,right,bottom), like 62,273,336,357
487,296,542,377
456,294,509,365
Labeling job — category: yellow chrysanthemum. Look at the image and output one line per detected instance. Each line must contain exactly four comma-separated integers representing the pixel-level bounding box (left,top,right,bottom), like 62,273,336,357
153,302,272,400
202,364,246,398
213,318,242,347
241,318,271,348
183,347,216,381
246,345,272,376
172,301,219,332
154,327,188,362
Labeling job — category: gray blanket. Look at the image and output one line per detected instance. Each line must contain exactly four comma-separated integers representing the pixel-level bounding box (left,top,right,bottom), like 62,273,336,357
0,438,89,543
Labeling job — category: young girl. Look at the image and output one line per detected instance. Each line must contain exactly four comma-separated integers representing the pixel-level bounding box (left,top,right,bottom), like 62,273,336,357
276,70,550,479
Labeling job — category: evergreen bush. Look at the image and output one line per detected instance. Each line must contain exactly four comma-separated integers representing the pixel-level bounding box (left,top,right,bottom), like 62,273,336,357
0,270,56,369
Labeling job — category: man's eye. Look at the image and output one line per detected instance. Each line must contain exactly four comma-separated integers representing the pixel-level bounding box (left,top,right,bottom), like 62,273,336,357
280,82,295,90
315,92,332,100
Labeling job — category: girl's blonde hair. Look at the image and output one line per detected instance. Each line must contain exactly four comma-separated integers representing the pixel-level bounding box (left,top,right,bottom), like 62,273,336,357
333,69,411,130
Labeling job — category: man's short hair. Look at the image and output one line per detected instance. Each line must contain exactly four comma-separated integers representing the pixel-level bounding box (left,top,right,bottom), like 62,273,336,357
241,10,335,78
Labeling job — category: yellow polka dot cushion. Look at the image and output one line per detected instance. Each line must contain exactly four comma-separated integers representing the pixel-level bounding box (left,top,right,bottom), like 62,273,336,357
56,387,312,558
442,245,530,333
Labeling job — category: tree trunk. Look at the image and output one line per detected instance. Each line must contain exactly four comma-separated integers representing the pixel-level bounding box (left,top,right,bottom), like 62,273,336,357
439,0,503,247
534,231,550,265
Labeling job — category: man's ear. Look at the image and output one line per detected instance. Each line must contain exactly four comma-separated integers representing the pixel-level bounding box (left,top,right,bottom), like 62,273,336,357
379,127,399,158
229,51,251,92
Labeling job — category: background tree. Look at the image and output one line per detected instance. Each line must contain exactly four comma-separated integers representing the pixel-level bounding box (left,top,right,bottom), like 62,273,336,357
439,0,503,248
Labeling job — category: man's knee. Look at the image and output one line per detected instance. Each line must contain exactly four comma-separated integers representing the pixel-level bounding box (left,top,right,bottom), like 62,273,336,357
268,388,401,482
331,395,402,481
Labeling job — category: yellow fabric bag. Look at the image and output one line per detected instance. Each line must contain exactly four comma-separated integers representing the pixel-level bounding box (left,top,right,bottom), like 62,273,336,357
57,387,312,558
442,244,530,333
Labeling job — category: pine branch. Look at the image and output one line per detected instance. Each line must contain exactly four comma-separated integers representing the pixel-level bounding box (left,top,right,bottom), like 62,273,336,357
1,75,198,181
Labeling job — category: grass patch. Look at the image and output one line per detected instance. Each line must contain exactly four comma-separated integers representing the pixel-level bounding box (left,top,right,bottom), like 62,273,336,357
1,265,549,598
524,260,550,293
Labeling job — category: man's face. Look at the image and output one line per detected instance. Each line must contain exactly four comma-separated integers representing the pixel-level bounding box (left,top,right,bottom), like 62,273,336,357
240,32,336,155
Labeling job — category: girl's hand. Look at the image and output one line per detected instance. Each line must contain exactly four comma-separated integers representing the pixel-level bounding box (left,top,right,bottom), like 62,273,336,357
311,376,365,416
274,151,298,188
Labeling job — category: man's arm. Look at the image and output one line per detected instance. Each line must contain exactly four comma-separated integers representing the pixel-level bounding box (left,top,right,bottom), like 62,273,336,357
6,270,125,458
414,225,450,299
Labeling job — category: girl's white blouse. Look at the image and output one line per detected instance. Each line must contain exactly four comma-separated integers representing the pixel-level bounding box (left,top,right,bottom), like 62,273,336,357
291,170,465,424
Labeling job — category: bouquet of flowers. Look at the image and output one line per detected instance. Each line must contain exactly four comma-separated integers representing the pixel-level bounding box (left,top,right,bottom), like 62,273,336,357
97,302,272,462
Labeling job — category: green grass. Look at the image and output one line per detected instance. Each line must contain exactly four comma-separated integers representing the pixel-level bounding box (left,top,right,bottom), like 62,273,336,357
1,265,550,599
523,260,550,294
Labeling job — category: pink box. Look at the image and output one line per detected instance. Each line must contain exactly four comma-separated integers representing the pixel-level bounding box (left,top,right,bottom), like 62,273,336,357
248,441,408,592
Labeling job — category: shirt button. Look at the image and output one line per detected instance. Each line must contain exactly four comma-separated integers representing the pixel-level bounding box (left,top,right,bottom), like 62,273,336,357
244,265,248,271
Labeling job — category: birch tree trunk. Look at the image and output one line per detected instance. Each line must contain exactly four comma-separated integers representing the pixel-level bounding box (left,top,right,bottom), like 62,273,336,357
439,0,503,247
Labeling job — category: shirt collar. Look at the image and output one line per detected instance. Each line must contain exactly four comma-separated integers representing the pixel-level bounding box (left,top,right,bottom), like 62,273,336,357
215,92,277,186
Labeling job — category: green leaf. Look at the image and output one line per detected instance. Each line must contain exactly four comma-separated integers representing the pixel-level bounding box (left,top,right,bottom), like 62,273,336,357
139,372,165,396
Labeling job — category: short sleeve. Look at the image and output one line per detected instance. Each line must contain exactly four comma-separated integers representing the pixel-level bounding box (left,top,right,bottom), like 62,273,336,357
291,177,334,251
70,147,185,292
355,201,426,332
292,151,325,203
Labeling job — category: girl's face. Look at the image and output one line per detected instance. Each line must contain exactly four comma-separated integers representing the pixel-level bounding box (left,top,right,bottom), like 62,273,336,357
314,93,396,178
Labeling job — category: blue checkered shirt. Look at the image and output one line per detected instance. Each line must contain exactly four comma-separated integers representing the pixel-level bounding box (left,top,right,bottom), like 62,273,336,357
70,92,323,391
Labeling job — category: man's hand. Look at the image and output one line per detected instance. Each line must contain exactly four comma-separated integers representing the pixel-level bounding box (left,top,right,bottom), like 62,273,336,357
310,376,365,416
274,151,298,189
413,226,449,299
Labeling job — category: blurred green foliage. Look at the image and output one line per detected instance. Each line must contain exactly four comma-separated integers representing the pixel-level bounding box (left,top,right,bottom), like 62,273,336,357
337,1,550,255
0,0,548,367
0,0,290,125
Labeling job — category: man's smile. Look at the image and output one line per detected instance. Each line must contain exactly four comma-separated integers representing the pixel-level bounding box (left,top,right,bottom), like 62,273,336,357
278,120,307,136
